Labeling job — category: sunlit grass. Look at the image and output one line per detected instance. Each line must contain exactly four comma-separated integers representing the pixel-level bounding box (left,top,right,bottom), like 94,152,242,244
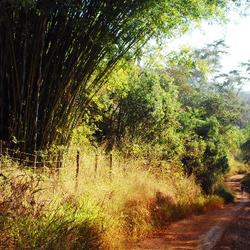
228,157,249,175
0,147,225,249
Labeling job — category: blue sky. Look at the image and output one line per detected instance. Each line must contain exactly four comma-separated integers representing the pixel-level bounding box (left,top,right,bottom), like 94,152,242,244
167,9,250,90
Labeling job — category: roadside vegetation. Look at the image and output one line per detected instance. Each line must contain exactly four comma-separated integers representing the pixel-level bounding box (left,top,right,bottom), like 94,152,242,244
1,37,250,250
1,0,250,249
1,153,225,250
241,174,250,192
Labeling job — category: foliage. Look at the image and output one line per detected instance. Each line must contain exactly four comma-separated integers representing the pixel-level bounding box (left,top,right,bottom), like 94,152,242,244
180,116,230,194
214,185,235,203
89,40,248,193
241,140,250,163
94,65,180,154
241,173,250,192
0,155,225,249
0,165,105,249
1,2,249,248
0,0,226,152
240,124,250,163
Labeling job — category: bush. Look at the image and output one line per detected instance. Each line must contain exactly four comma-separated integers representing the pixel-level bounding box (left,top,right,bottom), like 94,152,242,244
0,171,105,250
181,117,230,194
228,157,249,175
241,173,250,193
214,186,235,203
0,152,229,249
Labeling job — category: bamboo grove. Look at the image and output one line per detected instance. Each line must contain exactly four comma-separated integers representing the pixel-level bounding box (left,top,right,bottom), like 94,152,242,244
0,0,227,153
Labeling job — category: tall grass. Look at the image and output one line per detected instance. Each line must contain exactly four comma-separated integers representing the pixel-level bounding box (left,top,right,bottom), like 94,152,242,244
0,145,224,249
227,157,249,175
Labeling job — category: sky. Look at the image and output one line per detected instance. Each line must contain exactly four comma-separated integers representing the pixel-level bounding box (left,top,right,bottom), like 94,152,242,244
167,8,250,91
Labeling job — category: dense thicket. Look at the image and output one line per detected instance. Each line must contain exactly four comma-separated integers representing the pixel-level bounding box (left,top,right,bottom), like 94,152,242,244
0,0,225,152
241,125,250,163
85,43,250,193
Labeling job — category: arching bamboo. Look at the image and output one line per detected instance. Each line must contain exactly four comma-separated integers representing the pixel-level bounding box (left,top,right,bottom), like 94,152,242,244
0,0,225,153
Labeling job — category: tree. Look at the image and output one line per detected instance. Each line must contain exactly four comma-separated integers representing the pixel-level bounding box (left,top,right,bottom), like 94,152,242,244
180,115,229,194
163,42,248,193
0,0,226,152
94,65,180,155
85,39,247,193
240,123,250,163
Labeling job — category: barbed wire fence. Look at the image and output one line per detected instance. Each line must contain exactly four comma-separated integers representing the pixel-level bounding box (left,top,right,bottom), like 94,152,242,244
0,140,115,192
0,140,63,169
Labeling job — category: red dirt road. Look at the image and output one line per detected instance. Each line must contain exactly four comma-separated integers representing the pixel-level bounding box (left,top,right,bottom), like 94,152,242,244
213,201,250,249
130,175,250,250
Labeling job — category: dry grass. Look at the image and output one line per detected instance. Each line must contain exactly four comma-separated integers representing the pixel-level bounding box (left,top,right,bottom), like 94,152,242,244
227,157,249,176
0,145,225,249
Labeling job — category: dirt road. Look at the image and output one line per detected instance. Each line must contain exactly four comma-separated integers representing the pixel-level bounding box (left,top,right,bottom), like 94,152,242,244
130,175,249,250
213,202,250,249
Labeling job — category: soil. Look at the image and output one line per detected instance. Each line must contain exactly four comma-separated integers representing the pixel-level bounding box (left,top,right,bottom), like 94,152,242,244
128,174,250,250
213,201,250,249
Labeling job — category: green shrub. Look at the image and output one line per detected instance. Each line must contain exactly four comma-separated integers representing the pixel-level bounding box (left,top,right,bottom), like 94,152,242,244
241,139,250,163
0,152,231,249
214,186,235,203
0,171,106,250
9,204,104,250
241,173,250,192
181,118,230,194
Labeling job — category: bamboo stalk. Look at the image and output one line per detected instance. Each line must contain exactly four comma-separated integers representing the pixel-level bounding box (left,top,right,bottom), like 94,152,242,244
0,0,203,155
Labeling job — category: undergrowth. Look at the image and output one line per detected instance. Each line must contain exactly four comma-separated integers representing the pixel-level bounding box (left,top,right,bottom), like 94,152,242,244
0,149,225,250
241,173,250,192
228,157,249,175
214,185,235,203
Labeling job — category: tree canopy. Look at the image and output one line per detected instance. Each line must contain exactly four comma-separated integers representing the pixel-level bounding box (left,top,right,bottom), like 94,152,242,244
85,40,250,193
0,0,227,152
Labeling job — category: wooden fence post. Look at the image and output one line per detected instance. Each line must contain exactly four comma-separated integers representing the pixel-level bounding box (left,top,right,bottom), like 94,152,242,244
94,152,98,178
75,150,80,192
59,151,63,170
109,152,113,180
0,140,2,156
123,159,126,174
25,156,29,166
42,155,46,173
56,151,62,177
0,140,2,171
34,152,37,170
